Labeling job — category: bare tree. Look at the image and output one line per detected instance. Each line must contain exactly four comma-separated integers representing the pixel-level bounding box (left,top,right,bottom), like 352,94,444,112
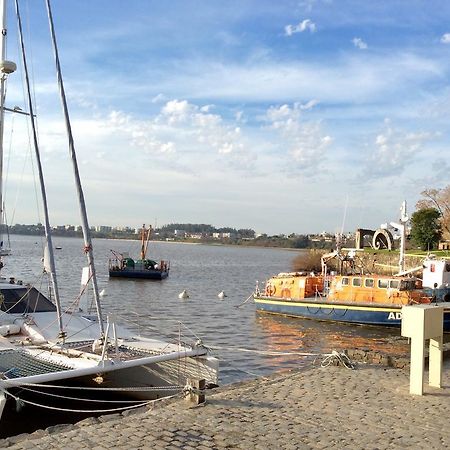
416,185,450,238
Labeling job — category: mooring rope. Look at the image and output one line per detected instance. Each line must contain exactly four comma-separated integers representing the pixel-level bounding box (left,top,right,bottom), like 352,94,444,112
19,387,152,404
8,382,184,392
234,293,254,308
318,350,356,370
4,389,182,414
207,345,318,357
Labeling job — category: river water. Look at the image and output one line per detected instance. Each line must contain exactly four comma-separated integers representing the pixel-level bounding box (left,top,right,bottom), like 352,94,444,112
0,234,412,436
5,234,409,385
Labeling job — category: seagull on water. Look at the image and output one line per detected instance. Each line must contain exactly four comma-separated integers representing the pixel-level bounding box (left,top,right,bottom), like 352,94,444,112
218,291,227,299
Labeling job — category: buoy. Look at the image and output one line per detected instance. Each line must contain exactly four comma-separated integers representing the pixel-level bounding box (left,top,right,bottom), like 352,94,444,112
218,291,227,299
178,289,189,299
99,289,106,297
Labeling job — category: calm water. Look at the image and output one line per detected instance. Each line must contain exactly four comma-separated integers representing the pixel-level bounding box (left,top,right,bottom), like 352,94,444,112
5,234,409,385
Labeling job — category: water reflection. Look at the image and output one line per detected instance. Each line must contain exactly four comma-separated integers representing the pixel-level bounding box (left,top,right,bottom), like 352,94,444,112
255,313,409,361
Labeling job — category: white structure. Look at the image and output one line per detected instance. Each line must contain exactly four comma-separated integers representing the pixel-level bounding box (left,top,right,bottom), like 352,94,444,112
422,258,450,289
401,304,445,395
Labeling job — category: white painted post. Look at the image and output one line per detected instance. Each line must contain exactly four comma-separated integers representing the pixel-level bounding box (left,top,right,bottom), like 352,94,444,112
401,304,444,395
429,335,443,388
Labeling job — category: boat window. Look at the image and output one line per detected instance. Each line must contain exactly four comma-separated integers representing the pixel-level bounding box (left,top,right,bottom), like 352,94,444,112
352,278,361,287
341,277,349,286
378,279,388,289
364,278,374,288
400,279,415,291
0,287,57,314
389,280,400,289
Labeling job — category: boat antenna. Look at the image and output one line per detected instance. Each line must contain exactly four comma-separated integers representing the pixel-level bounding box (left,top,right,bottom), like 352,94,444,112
45,0,104,334
14,0,66,338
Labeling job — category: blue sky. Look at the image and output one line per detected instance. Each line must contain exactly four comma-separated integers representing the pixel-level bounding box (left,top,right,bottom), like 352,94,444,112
3,0,450,234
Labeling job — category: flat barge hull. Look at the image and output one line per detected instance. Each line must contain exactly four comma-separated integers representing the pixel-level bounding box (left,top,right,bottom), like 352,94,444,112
109,270,169,280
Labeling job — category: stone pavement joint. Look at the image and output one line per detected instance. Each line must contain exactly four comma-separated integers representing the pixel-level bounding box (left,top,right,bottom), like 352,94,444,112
0,362,449,449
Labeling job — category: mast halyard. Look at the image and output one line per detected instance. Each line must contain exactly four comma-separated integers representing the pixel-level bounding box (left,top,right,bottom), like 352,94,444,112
14,0,65,339
0,0,15,261
45,0,104,335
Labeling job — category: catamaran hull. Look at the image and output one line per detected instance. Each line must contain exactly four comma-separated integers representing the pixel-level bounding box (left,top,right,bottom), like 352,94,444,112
109,269,169,280
0,350,218,428
254,296,450,331
0,355,218,436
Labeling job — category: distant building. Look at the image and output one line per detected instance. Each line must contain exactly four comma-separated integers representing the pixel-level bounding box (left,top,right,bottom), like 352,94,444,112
96,225,112,233
174,230,187,238
212,232,235,239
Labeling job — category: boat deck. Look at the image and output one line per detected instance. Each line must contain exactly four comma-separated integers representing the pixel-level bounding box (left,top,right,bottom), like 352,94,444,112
65,340,179,361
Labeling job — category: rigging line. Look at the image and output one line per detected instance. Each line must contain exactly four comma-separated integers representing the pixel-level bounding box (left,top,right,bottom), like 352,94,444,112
15,0,64,337
0,273,45,317
45,0,104,335
47,272,94,333
4,389,167,414
3,110,13,201
12,4,42,232
128,312,205,344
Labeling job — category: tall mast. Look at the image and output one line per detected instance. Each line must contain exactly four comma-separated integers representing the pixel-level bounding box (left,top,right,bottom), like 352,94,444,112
45,0,104,334
14,0,65,339
0,0,15,259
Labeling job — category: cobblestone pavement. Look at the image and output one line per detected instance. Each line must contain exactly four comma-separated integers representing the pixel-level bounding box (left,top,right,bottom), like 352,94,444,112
1,362,449,449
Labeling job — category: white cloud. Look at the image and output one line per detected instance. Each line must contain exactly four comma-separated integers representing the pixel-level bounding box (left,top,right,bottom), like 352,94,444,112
440,33,450,44
284,19,316,36
101,99,249,161
265,103,331,173
146,53,442,107
299,99,319,110
352,37,368,50
151,93,167,103
363,120,434,179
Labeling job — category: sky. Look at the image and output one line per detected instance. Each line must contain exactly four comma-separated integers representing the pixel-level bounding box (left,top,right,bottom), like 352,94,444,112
2,0,450,235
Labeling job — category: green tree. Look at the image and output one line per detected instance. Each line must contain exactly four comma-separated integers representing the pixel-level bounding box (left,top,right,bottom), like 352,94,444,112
410,208,442,250
417,185,450,239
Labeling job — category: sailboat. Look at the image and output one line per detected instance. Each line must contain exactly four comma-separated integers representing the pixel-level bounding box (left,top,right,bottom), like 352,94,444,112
0,0,217,423
109,224,170,280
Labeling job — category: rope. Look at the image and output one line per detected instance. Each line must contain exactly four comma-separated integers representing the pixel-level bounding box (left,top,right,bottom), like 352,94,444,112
11,382,184,392
0,277,44,318
19,387,153,404
234,293,254,308
207,345,317,357
4,389,182,414
317,350,356,370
